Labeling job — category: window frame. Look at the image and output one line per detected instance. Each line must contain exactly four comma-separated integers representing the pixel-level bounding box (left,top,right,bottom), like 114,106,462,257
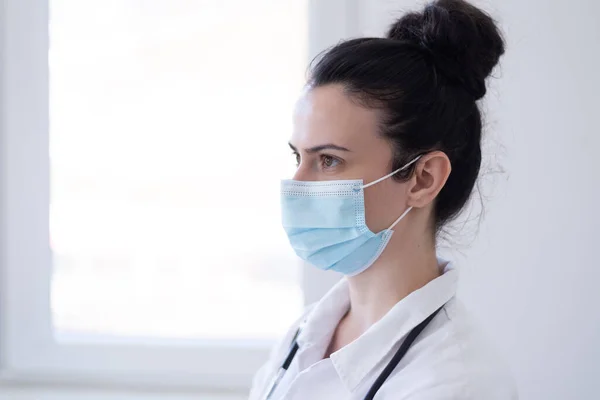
0,0,359,391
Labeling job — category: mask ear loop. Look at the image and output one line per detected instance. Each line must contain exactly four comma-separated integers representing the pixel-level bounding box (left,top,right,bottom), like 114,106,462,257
359,154,422,232
387,206,413,232
361,155,423,189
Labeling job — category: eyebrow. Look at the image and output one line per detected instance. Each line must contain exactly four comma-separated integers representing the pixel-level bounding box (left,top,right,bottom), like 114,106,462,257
288,142,351,153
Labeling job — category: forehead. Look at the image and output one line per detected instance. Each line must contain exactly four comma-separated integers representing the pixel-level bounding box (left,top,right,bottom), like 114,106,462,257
291,84,383,150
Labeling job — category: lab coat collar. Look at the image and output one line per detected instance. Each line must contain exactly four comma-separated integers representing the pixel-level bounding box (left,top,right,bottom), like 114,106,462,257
298,258,458,393
296,277,350,350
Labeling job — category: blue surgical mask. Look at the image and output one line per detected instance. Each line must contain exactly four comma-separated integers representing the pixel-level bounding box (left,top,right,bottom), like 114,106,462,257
280,156,421,276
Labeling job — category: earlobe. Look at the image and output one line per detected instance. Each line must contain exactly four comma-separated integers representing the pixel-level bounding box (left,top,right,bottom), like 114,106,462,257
407,151,451,208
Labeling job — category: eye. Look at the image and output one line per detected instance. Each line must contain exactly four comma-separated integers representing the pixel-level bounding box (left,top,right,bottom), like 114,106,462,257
292,151,301,167
321,155,341,169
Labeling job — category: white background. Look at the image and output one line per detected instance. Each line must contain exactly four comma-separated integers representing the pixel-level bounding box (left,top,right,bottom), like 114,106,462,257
48,0,306,342
2,0,599,399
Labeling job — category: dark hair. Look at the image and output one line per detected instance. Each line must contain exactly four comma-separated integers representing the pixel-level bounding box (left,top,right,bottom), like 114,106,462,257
309,0,505,230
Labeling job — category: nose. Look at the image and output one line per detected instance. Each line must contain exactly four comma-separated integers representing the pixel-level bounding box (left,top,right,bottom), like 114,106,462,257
292,163,313,181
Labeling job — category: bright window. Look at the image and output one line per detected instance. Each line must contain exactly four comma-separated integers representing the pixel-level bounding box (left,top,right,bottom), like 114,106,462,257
49,0,306,340
0,0,351,391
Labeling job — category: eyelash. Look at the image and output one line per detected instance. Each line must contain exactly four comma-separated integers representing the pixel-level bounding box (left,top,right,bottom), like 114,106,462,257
292,151,301,166
292,152,342,169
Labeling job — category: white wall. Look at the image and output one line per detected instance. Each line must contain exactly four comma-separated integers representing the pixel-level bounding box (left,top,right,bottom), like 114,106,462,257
361,0,600,399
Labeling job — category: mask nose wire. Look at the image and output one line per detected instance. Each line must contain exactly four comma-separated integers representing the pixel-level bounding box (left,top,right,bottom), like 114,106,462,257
361,155,423,189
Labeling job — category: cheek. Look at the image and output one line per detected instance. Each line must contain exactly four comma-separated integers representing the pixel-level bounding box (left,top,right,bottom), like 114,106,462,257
363,180,409,232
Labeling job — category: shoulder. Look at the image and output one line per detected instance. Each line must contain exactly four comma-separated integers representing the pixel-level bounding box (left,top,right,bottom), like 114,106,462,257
268,302,317,361
248,303,316,400
388,299,518,399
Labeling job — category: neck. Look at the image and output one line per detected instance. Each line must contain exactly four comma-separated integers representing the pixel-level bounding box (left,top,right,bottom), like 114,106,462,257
345,217,440,331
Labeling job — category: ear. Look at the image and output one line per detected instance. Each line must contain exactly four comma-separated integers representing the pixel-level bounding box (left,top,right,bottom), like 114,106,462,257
406,151,451,209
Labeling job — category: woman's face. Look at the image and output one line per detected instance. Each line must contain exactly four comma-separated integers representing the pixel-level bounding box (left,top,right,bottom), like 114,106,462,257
290,84,411,233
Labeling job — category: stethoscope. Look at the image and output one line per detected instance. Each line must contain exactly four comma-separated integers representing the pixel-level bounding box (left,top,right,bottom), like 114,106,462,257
263,306,443,400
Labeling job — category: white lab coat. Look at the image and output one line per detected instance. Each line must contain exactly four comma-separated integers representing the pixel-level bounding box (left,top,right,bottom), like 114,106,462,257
249,260,518,400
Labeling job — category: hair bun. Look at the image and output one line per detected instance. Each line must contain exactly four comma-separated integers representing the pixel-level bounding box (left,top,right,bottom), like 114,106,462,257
387,0,504,100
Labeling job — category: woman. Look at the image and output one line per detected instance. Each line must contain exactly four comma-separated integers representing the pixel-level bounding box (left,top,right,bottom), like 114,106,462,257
250,0,516,399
